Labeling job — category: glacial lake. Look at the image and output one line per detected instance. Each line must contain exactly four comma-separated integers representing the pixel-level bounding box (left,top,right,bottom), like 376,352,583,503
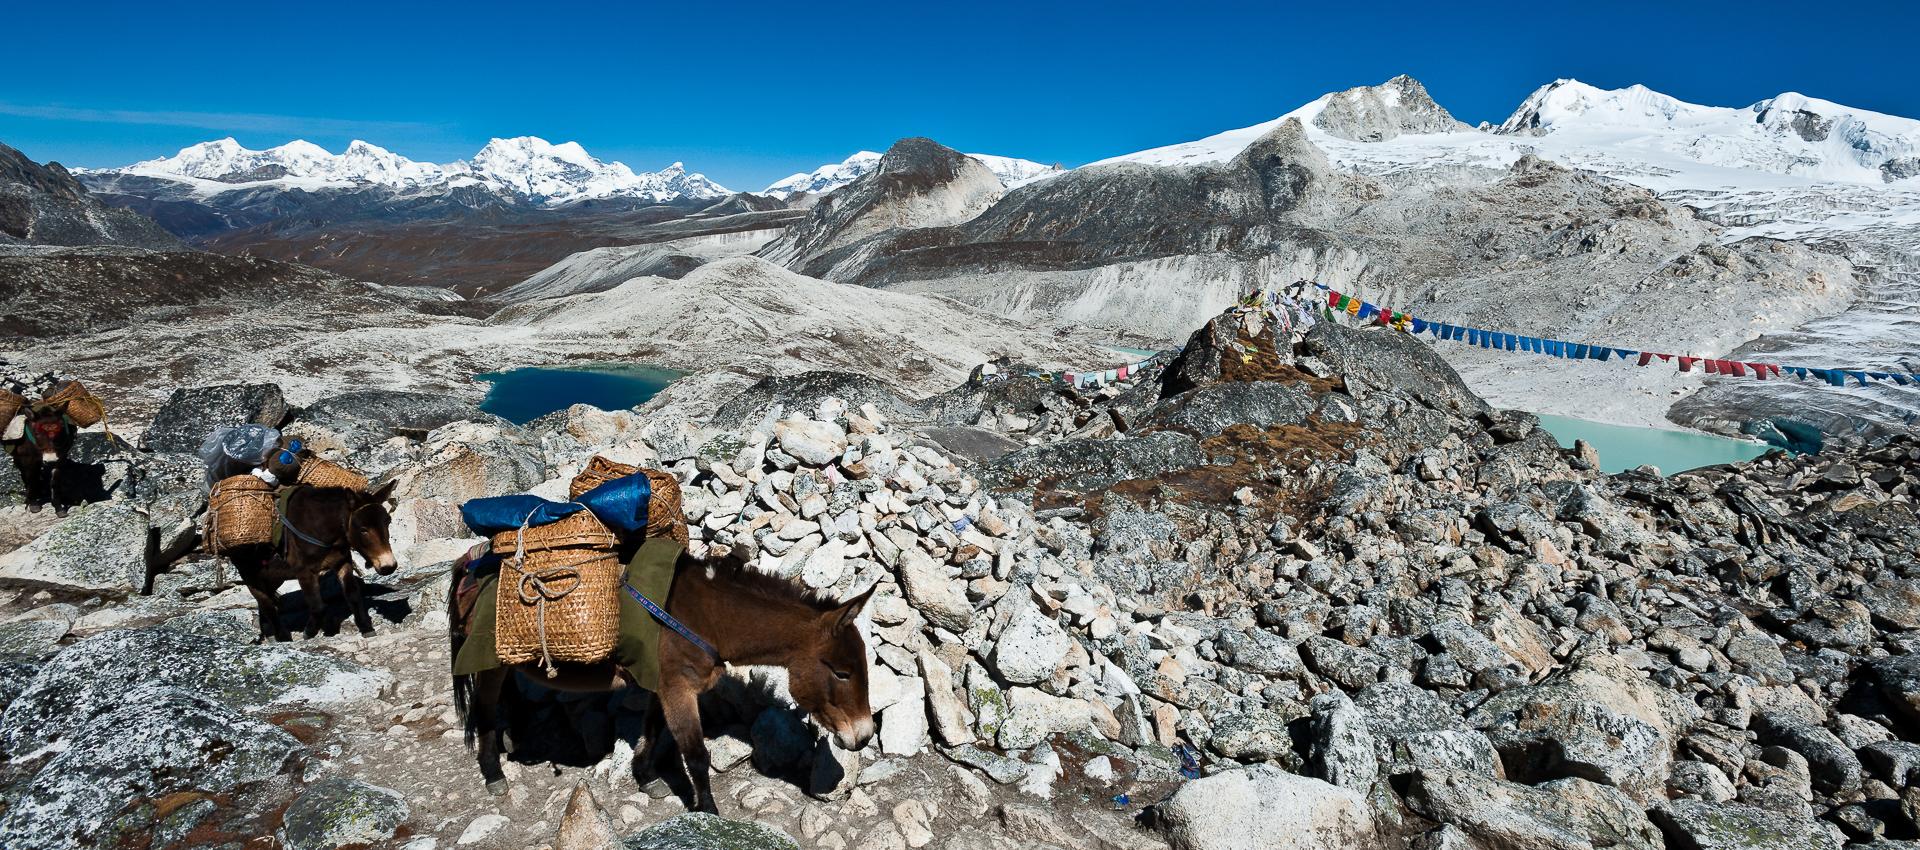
476,363,683,424
1534,414,1773,474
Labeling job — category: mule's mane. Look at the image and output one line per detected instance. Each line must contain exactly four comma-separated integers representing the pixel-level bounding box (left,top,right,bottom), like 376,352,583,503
691,549,845,613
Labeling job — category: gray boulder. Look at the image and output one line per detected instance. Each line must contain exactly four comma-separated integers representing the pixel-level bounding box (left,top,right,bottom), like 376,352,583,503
391,420,547,504
1469,652,1700,803
991,600,1071,685
0,615,386,758
1649,800,1841,850
0,682,302,850
977,431,1205,495
1156,764,1379,850
142,383,288,452
623,812,800,849
281,776,409,850
1141,381,1317,438
1403,769,1663,850
0,501,148,596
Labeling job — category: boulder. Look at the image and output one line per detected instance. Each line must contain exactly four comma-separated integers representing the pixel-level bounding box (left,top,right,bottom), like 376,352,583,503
281,776,409,850
391,420,547,504
1859,579,1920,631
0,501,149,596
1469,652,1700,803
1141,381,1317,438
991,600,1071,685
0,615,387,758
773,418,848,466
1649,800,1841,850
1156,764,1379,850
623,813,800,849
0,682,303,849
998,687,1092,750
880,679,930,756
898,548,973,632
142,383,287,452
1751,710,1862,795
1403,769,1663,850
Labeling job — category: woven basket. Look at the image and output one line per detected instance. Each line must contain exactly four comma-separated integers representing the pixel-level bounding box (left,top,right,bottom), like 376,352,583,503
0,389,24,431
492,510,620,669
42,381,103,428
568,455,640,498
568,458,689,545
207,475,275,553
296,457,369,491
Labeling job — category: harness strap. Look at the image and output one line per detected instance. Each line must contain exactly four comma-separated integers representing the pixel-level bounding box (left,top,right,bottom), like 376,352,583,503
622,578,720,663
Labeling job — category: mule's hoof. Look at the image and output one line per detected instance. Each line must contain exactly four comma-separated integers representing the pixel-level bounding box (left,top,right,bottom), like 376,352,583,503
485,779,508,796
54,507,69,518
25,504,41,514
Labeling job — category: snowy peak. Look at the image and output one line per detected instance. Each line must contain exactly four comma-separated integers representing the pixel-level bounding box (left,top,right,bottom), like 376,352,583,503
765,149,1058,198
1496,79,1920,183
1092,75,1468,168
1308,74,1469,142
104,137,730,205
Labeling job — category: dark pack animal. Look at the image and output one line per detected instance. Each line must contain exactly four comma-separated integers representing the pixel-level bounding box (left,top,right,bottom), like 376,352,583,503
9,406,74,516
229,481,398,642
449,546,876,813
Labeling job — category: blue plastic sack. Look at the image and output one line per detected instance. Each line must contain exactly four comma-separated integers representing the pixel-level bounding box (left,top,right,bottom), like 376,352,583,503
460,471,654,538
460,495,585,537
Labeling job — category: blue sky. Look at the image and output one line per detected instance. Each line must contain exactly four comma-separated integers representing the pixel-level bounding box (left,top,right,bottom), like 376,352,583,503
4,0,1913,190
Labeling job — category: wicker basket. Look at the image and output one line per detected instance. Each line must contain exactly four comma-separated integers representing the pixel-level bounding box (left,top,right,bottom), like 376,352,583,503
491,510,620,670
42,381,103,428
296,457,369,491
568,458,689,545
568,455,640,498
0,388,24,431
207,475,275,553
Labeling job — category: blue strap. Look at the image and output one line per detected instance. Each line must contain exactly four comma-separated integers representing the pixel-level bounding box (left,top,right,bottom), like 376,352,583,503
622,579,720,662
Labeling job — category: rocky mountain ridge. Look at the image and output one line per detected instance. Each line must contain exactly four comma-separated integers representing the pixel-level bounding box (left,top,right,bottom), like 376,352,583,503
0,142,180,250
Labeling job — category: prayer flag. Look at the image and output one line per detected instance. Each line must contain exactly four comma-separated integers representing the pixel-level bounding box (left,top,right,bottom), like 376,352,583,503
1411,318,1428,334
1678,357,1696,372
1614,348,1635,360
1848,371,1870,386
1637,352,1654,367
1346,298,1361,316
1358,303,1377,320
1592,347,1611,361
1104,369,1118,382
1705,360,1719,375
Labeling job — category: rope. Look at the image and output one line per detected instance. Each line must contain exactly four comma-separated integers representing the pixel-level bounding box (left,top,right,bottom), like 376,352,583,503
505,508,590,679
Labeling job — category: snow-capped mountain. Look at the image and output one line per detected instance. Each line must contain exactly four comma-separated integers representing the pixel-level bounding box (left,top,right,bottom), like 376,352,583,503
94,136,731,206
764,150,1059,198
1498,79,1920,184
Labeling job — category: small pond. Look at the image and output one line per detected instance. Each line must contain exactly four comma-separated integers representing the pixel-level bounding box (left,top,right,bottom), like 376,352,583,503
475,363,683,425
1534,414,1773,475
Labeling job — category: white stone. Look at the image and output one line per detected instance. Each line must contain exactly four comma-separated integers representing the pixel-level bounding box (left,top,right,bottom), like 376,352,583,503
456,814,510,845
879,678,929,756
775,419,849,466
802,538,848,589
1158,765,1379,850
998,688,1092,750
990,600,1071,685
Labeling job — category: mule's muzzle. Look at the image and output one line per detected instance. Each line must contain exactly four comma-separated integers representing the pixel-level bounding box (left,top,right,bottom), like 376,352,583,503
370,554,400,576
835,716,877,751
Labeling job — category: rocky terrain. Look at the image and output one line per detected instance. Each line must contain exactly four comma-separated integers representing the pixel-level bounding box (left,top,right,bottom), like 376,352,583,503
1,305,1915,849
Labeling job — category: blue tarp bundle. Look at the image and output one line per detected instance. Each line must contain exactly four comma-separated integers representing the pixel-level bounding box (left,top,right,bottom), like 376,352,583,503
460,471,654,538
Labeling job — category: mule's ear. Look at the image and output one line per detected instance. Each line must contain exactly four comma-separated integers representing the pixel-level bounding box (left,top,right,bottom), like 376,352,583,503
829,583,877,630
367,479,397,504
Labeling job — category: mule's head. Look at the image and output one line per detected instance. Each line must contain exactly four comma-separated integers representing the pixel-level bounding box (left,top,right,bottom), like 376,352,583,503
786,584,878,751
26,407,70,462
348,480,399,575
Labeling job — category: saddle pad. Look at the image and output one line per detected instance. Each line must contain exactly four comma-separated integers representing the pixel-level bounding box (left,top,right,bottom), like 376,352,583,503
452,536,683,692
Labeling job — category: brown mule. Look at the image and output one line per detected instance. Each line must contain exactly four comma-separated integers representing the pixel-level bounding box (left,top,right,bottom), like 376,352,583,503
9,407,75,516
231,481,399,642
450,547,877,813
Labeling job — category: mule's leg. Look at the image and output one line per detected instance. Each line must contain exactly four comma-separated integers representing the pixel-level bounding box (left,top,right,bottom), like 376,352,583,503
243,575,288,643
472,667,510,793
297,570,325,638
632,694,665,782
340,565,375,636
19,456,45,512
659,683,718,814
48,463,67,518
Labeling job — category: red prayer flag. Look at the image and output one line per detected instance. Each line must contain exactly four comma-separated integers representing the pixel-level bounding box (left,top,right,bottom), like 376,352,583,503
1728,361,1747,377
1636,352,1654,367
1705,360,1719,374
1678,357,1696,372
1656,354,1673,362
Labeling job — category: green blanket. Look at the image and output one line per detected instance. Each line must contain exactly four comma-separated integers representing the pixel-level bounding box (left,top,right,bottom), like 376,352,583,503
452,537,682,691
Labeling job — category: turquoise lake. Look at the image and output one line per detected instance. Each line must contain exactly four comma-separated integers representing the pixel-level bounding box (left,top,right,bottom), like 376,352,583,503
1534,414,1773,474
476,364,683,424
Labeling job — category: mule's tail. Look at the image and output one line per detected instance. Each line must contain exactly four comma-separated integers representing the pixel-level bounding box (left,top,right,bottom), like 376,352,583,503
447,564,473,734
